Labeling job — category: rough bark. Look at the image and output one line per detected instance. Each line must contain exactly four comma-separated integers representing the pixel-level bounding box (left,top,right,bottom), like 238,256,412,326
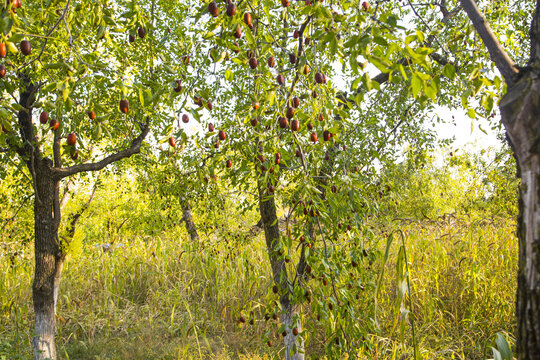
31,158,63,360
499,71,540,359
258,181,304,360
14,76,61,360
181,202,199,242
461,1,540,357
281,302,304,360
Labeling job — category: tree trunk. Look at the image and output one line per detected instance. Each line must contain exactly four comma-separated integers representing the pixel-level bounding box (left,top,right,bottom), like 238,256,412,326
14,70,148,360
258,181,304,360
181,202,199,242
31,158,63,360
281,302,304,360
499,70,540,359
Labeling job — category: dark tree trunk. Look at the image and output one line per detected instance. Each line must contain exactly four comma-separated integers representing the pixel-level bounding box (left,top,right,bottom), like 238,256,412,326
14,77,63,360
12,73,149,359
258,181,304,360
499,71,540,359
31,158,64,360
181,202,199,242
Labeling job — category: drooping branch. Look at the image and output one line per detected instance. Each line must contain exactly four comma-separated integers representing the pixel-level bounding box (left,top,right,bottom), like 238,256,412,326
284,15,312,104
52,120,150,180
460,0,519,85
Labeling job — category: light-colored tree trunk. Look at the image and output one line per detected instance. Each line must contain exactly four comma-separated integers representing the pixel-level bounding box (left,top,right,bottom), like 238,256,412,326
181,202,199,242
281,303,304,360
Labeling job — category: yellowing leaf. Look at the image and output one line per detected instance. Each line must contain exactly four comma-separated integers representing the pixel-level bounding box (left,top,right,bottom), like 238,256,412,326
411,73,422,98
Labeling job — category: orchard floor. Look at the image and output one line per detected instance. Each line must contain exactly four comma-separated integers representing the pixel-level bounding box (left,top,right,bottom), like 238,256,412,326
1,216,517,359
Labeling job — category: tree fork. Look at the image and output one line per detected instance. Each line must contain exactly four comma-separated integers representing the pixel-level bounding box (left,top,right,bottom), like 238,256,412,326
14,72,150,359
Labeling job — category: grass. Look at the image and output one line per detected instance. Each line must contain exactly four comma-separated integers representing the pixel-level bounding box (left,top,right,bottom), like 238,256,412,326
0,214,517,359
375,216,517,359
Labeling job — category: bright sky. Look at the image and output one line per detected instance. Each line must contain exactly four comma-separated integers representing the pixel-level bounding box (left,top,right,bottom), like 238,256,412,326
435,105,504,151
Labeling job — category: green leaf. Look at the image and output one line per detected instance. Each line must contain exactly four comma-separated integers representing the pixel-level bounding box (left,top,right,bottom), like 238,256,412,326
362,73,372,92
216,51,227,63
225,69,234,81
320,6,333,19
329,32,338,55
373,36,388,47
369,56,390,73
0,17,13,35
484,95,494,114
144,88,153,106
210,48,219,62
265,90,276,106
495,333,513,360
190,108,201,122
203,31,215,39
96,25,106,39
139,87,145,107
231,58,244,66
44,63,65,70
411,73,422,98
351,77,362,92
397,64,408,80
442,64,455,79
404,34,416,45
62,86,71,102
424,82,437,100
6,42,18,54
0,108,10,120
244,26,255,46
1,117,13,132
7,33,23,43
415,30,425,43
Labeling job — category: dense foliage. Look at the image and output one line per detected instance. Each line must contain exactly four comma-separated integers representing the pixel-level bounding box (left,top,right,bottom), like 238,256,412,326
0,0,531,358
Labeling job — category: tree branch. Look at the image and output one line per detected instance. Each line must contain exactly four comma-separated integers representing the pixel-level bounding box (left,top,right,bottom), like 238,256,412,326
18,0,72,71
460,0,519,85
52,120,150,180
349,2,458,102
529,0,540,66
59,179,74,210
0,196,29,236
18,78,39,152
53,123,62,168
